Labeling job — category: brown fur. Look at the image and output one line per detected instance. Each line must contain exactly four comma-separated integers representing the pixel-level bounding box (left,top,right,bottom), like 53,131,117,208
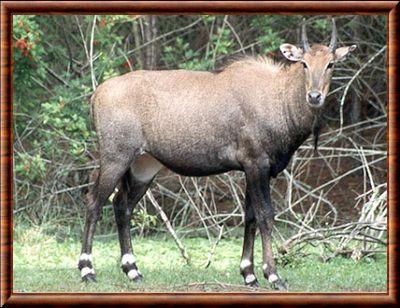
90,54,315,178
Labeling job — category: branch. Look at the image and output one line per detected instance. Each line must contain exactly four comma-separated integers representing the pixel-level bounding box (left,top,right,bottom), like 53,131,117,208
338,45,387,135
89,15,98,91
203,224,224,268
146,190,191,265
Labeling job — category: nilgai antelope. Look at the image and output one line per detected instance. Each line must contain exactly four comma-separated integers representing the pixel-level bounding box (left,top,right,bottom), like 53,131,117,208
78,18,356,290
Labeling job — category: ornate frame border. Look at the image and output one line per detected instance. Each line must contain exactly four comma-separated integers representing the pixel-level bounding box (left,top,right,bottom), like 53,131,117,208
1,1,398,306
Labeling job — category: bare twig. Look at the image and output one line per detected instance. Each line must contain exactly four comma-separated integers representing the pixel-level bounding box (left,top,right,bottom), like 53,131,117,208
89,15,98,91
204,224,224,268
146,190,190,265
338,45,387,134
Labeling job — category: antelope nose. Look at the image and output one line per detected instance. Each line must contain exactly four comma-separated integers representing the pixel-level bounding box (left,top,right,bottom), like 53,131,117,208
307,91,322,105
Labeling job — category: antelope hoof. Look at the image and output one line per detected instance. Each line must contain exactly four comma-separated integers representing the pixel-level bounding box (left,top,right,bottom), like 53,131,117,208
132,274,143,283
272,279,288,291
245,279,260,288
82,273,97,283
126,269,143,283
243,274,259,287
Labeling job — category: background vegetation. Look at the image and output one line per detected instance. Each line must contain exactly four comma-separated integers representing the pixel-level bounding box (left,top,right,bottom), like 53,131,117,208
13,15,387,292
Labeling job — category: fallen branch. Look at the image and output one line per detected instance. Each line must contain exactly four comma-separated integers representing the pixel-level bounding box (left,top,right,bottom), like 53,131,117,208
204,224,224,268
146,190,191,265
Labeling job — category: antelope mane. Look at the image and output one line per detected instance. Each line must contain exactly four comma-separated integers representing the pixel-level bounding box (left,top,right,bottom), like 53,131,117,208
217,55,285,74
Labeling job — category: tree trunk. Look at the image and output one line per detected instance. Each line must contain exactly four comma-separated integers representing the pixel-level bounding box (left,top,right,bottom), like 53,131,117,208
350,16,361,124
143,16,158,70
131,19,143,69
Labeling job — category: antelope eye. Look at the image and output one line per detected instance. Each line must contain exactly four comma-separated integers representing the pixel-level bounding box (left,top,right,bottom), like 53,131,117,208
302,62,308,69
327,62,334,69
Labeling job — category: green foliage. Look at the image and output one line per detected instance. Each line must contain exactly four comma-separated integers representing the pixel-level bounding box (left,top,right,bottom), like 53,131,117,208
250,16,284,54
210,27,234,57
13,16,46,102
15,152,46,182
40,87,93,157
314,18,329,31
163,37,211,71
258,28,283,54
132,208,157,230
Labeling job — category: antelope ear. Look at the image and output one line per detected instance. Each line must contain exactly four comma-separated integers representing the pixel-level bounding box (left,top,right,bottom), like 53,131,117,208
280,44,304,61
334,45,357,62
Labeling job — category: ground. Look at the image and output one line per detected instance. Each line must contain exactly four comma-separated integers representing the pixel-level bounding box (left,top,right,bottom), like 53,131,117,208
13,227,386,293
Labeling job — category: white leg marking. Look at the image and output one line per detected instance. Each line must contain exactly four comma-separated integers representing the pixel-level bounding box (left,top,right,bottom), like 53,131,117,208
240,259,252,270
79,253,93,262
245,274,256,284
81,267,95,277
268,274,279,283
262,264,268,271
121,253,136,265
127,269,140,280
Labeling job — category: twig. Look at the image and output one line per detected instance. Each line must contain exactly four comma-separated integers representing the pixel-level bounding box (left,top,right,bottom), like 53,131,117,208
204,224,224,268
146,190,191,265
43,65,69,87
338,45,386,135
89,15,98,91
125,18,203,57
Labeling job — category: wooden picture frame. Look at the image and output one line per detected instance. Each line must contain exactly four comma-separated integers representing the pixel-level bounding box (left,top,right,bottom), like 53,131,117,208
1,1,398,306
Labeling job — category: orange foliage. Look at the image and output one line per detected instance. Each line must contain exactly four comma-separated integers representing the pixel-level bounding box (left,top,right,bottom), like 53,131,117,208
15,38,30,57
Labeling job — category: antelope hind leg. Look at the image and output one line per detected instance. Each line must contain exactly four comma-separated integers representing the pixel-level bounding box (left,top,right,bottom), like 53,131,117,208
115,155,163,282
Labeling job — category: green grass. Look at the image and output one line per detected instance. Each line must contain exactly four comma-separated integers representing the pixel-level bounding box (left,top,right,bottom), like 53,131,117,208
13,227,387,293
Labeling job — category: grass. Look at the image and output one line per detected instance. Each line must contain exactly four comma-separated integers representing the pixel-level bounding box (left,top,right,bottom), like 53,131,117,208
13,227,387,293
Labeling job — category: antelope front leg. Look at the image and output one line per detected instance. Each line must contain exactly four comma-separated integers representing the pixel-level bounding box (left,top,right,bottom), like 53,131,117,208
244,159,287,290
240,192,259,287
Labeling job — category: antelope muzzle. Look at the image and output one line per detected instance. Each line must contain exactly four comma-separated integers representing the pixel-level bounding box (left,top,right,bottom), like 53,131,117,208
307,90,324,107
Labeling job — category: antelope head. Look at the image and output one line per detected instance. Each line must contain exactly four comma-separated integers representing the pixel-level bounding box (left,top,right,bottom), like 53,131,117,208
280,18,357,108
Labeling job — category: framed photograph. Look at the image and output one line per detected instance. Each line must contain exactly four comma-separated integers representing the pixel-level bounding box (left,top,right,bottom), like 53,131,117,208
1,1,398,306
